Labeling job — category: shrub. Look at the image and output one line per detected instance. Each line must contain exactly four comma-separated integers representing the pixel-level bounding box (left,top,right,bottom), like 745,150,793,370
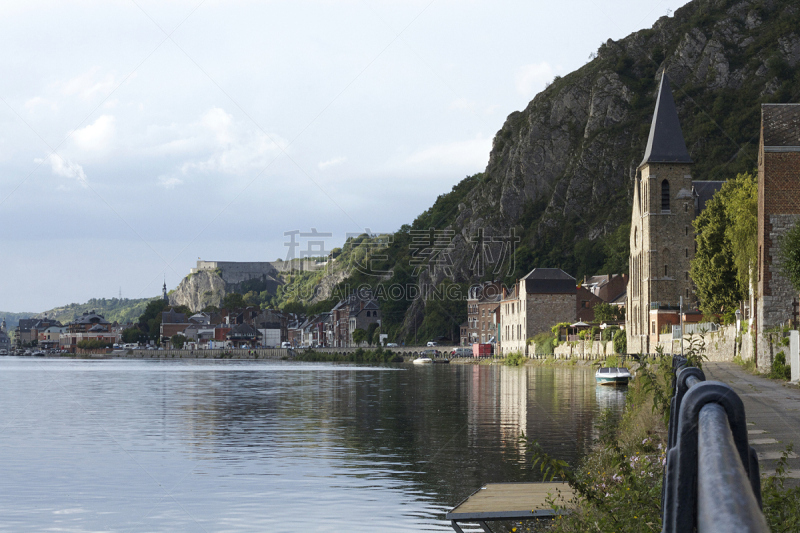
769,351,791,380
613,332,627,354
504,352,526,366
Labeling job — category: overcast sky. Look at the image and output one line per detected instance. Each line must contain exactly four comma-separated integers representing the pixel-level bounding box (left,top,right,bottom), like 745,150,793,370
0,0,691,312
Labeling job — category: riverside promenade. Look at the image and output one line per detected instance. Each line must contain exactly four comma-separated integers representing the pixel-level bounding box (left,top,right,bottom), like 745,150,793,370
704,362,800,484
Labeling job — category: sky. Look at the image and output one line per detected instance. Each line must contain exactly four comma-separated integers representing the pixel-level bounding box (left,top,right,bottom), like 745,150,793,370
0,0,692,312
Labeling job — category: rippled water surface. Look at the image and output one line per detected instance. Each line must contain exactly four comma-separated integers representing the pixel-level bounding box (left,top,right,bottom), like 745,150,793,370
0,358,626,532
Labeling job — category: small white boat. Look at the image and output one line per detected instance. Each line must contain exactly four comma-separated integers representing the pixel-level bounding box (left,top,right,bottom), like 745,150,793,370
413,356,433,365
595,366,631,386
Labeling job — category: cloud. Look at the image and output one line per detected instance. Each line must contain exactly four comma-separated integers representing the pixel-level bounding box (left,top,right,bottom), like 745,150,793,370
158,176,184,189
318,156,347,170
515,62,561,98
405,136,491,170
61,67,118,100
24,97,58,111
72,115,115,151
37,154,88,188
155,107,286,178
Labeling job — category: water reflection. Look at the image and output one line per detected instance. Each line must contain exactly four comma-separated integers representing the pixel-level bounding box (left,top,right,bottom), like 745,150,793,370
0,359,624,532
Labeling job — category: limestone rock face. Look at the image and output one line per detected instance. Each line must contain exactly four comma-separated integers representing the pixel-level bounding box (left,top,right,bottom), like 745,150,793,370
169,271,229,311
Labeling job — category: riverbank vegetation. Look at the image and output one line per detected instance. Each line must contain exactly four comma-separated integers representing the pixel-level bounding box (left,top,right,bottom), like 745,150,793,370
293,347,403,363
519,353,800,532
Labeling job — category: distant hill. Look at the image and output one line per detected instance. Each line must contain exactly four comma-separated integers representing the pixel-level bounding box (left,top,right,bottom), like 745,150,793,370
0,297,159,328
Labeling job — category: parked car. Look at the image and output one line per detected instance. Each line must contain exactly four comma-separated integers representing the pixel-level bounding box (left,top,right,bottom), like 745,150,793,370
426,341,438,347
451,347,472,357
386,343,398,347
420,349,439,357
281,342,292,348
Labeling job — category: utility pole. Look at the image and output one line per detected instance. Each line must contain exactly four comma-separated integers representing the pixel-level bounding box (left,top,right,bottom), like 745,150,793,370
680,296,684,358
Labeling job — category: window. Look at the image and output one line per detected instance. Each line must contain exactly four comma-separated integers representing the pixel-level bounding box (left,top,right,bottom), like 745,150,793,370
684,203,689,213
685,272,689,281
664,264,668,277
685,226,689,236
685,248,688,258
652,321,656,334
686,289,690,298
661,180,670,211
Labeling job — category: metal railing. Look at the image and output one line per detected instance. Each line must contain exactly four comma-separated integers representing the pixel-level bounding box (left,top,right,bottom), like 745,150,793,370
661,356,769,532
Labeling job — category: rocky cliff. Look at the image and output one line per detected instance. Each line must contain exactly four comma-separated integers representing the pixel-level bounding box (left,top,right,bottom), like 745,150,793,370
169,265,283,311
424,0,800,290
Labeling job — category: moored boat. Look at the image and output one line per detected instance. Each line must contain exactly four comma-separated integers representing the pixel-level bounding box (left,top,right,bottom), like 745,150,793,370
595,366,631,386
413,356,433,365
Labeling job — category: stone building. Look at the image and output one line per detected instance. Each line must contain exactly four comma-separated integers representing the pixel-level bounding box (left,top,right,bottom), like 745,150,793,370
626,74,722,353
465,281,502,345
756,104,800,367
499,268,576,355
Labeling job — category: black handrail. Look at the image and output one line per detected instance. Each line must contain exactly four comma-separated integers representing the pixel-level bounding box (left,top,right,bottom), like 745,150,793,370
661,356,769,533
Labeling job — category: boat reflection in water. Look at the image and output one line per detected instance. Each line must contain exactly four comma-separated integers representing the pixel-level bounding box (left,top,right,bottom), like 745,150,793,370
595,382,627,411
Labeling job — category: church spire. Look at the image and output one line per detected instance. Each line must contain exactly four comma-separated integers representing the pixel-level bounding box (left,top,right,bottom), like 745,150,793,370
639,73,692,168
163,280,168,302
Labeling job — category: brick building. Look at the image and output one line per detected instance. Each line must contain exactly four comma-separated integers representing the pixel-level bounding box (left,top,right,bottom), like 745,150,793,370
464,281,502,345
499,268,576,356
756,104,800,368
626,74,722,353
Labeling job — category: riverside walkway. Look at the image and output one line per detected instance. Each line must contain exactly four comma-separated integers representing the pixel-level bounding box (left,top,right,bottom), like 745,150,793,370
704,362,800,484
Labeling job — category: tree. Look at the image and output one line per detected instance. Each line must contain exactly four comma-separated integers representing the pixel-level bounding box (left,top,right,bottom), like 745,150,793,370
222,293,247,309
352,328,367,346
366,323,379,346
593,302,623,323
121,327,142,344
171,334,186,349
690,173,756,318
725,172,758,292
779,222,800,292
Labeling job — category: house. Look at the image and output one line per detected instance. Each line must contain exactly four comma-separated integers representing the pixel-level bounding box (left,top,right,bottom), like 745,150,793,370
69,311,110,333
576,286,606,323
755,103,800,367
465,281,502,346
38,326,68,349
500,268,577,356
226,323,258,348
331,290,380,347
160,308,189,341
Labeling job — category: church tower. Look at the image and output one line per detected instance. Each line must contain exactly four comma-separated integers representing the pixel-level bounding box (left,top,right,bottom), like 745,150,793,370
627,74,696,354
163,280,169,302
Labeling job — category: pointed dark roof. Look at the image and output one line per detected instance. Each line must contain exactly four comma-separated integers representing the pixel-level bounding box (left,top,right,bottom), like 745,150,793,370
640,74,692,167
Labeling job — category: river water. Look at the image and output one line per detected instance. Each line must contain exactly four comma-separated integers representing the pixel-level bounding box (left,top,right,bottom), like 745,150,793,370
0,358,626,532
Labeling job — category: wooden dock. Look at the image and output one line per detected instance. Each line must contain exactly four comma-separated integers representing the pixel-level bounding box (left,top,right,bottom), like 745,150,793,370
446,482,576,532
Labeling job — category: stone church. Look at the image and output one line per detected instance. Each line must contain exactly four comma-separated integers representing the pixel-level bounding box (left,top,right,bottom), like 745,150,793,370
626,74,723,354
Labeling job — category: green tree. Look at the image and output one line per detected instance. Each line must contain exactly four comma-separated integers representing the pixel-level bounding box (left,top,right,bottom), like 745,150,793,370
366,322,379,346
725,172,758,291
593,302,623,323
222,293,247,309
121,327,142,344
171,334,186,349
779,222,800,292
352,328,367,345
691,173,756,318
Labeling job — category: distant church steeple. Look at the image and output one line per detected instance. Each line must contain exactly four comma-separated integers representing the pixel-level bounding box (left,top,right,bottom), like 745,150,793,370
163,280,169,302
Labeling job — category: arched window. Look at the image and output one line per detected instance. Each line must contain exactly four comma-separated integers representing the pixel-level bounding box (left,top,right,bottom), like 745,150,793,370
661,180,670,211
634,227,638,248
